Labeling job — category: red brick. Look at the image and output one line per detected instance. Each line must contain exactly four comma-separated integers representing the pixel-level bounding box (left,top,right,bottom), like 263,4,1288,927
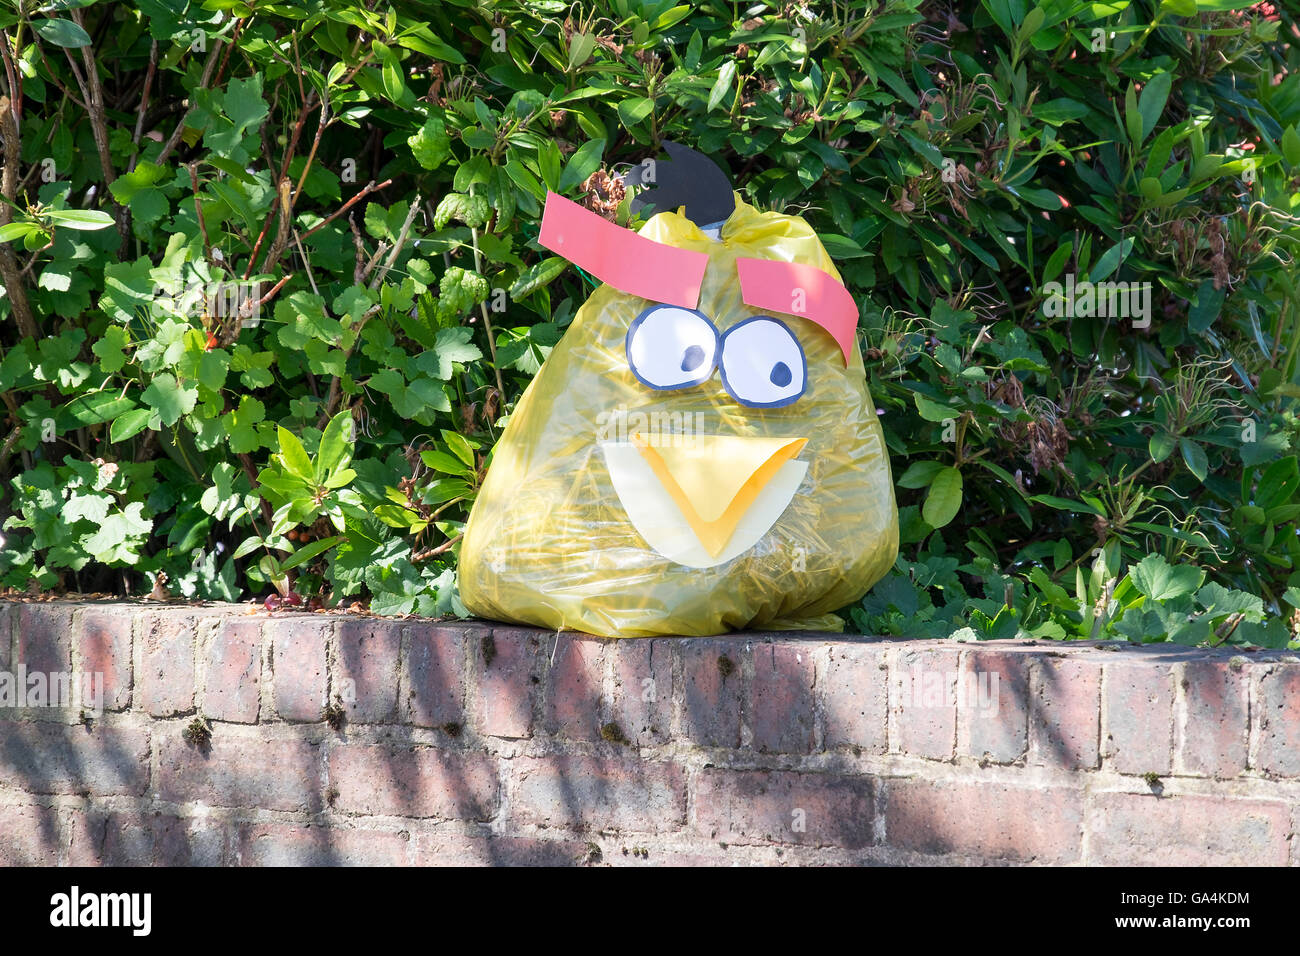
329,744,498,820
694,769,874,848
235,823,410,866
89,811,218,866
62,808,106,866
336,618,402,723
0,602,13,671
17,603,74,676
544,634,605,741
203,619,261,723
269,616,330,722
1178,660,1248,778
823,643,888,754
138,609,199,717
404,623,466,728
680,640,743,748
611,639,673,747
0,804,60,865
511,755,686,832
1103,661,1173,775
1253,663,1300,777
752,642,816,754
76,606,134,712
961,650,1029,763
0,720,150,795
413,832,592,866
885,779,1083,863
893,647,960,759
1029,657,1100,770
1087,792,1290,866
473,626,537,738
157,734,323,811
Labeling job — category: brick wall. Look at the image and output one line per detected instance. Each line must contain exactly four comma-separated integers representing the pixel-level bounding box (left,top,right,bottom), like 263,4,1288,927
0,600,1296,866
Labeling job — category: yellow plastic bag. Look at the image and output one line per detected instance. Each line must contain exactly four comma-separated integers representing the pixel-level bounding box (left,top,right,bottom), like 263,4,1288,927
458,193,897,637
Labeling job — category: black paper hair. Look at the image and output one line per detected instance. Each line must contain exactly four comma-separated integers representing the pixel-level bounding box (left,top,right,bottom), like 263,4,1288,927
626,141,735,228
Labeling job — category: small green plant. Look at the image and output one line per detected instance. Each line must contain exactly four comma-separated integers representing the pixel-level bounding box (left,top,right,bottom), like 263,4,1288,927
183,717,212,750
0,1,1294,649
322,698,346,731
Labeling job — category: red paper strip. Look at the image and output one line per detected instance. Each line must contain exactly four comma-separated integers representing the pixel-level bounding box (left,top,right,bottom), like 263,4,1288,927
538,191,708,310
736,257,857,364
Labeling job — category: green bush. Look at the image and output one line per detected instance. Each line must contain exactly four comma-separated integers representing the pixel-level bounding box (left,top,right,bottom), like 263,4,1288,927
0,0,1297,646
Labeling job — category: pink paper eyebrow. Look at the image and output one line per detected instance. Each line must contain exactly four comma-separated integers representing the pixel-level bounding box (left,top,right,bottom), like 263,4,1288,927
735,257,858,364
538,191,708,310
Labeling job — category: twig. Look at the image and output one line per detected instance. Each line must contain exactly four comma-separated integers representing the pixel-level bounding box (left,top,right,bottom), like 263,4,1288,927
0,28,22,122
470,223,508,407
155,37,225,167
130,40,159,154
0,425,21,467
219,273,293,347
410,534,464,563
369,193,421,289
188,163,212,261
299,178,393,242
0,94,38,340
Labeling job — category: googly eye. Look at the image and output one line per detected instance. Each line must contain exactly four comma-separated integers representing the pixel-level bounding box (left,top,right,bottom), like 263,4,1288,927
718,316,807,408
625,306,720,391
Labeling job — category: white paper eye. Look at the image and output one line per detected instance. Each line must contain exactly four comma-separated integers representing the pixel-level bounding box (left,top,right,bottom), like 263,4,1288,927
718,317,807,408
625,306,720,391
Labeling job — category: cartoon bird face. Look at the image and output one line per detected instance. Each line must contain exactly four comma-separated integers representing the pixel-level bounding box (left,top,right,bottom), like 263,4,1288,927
459,161,897,638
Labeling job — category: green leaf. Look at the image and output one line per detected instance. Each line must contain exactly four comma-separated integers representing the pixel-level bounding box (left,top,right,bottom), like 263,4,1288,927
43,209,115,230
91,325,132,374
276,426,314,482
922,466,963,528
1033,98,1090,126
420,449,472,477
110,408,153,442
1180,438,1208,482
1148,430,1176,464
80,503,152,564
433,193,491,230
140,373,197,426
1195,583,1263,619
408,116,451,170
1187,279,1224,333
509,256,568,298
35,17,91,47
1129,553,1203,601
708,60,737,112
280,535,344,572
0,222,40,244
206,75,269,156
566,32,596,70
1137,71,1172,144
558,138,605,194
617,96,655,127
897,460,946,489
316,411,354,482
913,392,961,422
1030,494,1106,517
442,430,477,468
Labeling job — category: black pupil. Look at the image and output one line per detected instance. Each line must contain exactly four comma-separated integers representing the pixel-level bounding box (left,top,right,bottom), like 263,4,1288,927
681,344,706,373
770,361,792,387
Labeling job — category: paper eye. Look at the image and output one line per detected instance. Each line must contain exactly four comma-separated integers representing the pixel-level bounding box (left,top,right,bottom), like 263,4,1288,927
718,317,807,408
625,306,720,391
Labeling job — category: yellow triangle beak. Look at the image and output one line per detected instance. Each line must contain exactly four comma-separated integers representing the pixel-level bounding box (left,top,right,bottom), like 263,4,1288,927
630,433,808,557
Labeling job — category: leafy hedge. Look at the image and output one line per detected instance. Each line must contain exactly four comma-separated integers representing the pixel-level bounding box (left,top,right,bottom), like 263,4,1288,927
0,0,1297,646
